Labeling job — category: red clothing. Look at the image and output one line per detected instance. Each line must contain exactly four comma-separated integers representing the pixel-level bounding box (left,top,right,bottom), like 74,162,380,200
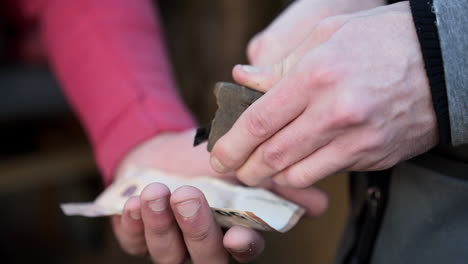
21,0,195,184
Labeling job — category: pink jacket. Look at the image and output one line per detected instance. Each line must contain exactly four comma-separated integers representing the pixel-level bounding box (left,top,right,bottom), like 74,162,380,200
20,0,195,184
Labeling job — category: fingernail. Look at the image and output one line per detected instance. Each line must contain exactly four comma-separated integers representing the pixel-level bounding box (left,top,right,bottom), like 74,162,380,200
241,64,260,73
148,198,166,212
130,210,141,220
176,199,200,218
211,156,227,173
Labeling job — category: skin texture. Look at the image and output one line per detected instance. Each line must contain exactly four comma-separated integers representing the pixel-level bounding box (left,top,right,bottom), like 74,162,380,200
247,0,385,66
110,0,391,262
111,129,327,263
210,2,439,188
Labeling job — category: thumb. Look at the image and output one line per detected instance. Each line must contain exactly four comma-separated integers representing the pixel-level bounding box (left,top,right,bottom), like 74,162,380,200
233,15,351,93
232,53,298,93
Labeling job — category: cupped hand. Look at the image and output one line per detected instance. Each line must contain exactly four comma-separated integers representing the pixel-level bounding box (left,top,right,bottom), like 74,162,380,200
111,129,328,263
247,0,384,66
211,2,438,188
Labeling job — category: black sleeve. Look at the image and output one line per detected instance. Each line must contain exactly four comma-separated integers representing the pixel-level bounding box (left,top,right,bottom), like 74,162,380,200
409,0,451,144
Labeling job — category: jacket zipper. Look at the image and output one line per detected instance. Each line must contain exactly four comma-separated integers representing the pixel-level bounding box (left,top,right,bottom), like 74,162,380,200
345,170,391,264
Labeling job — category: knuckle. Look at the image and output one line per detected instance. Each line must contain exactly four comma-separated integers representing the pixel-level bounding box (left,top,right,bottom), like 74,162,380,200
262,145,287,172
354,132,386,154
305,54,340,87
245,110,273,138
237,170,260,187
143,213,174,235
314,16,345,39
186,228,210,242
148,223,172,237
367,157,396,171
289,174,310,189
213,140,238,169
126,229,143,239
365,133,386,151
283,168,309,188
247,32,274,64
120,221,143,239
327,103,368,129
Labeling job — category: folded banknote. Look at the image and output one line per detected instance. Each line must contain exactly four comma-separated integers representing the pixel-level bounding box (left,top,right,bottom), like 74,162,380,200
61,167,304,233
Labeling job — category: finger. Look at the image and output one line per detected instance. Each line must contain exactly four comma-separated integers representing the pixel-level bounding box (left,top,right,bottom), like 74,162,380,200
233,25,319,93
223,226,265,263
140,183,187,264
235,107,334,186
274,141,356,188
270,182,328,217
232,54,297,93
247,32,281,66
234,15,349,93
211,68,308,174
170,186,229,264
247,0,325,66
113,196,147,256
213,17,348,174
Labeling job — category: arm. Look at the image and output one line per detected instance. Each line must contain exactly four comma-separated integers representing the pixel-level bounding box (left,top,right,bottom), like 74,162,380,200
28,1,328,262
36,0,195,184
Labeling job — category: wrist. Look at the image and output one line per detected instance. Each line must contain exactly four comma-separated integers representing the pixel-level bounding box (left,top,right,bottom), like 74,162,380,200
114,129,196,181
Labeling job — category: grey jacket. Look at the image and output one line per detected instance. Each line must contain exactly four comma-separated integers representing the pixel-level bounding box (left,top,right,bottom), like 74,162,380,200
337,1,468,263
435,0,468,146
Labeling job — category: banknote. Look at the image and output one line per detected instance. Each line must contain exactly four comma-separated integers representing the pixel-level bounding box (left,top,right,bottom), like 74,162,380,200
61,167,304,232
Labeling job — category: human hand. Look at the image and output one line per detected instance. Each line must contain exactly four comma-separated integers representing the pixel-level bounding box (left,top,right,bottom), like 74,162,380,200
211,2,438,188
247,0,384,66
111,129,328,263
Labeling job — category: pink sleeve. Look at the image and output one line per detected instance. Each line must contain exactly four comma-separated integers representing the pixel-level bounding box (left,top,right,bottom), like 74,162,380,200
33,0,196,184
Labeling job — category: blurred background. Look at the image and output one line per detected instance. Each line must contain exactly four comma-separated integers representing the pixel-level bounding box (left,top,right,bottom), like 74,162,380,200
0,0,349,263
